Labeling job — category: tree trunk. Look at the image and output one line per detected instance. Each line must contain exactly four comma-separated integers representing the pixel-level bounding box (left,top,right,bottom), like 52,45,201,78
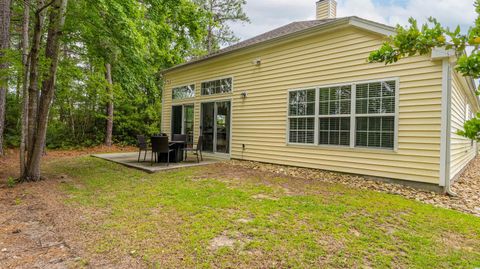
206,1,213,54
23,0,68,181
0,0,11,156
20,0,30,174
26,0,46,166
104,63,113,147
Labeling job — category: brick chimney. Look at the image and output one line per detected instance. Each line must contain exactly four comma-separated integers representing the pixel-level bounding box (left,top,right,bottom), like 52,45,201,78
316,0,337,20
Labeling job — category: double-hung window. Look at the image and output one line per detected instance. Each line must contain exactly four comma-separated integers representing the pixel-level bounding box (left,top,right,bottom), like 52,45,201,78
318,85,352,146
288,89,316,144
287,79,397,150
355,81,396,148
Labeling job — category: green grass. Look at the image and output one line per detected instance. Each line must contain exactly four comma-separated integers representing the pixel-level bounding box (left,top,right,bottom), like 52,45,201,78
48,157,480,268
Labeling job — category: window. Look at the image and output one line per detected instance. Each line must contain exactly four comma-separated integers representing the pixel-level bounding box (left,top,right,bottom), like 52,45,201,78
355,81,396,149
201,78,232,95
319,85,352,146
172,84,195,100
287,79,397,149
288,89,316,144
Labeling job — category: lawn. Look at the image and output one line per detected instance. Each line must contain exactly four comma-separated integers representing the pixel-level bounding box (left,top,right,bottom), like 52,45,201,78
46,157,480,268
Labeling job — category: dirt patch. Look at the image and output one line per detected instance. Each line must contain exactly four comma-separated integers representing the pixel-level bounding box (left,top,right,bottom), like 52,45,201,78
0,145,135,182
0,146,137,268
209,235,236,250
251,194,279,201
209,231,252,252
0,181,78,269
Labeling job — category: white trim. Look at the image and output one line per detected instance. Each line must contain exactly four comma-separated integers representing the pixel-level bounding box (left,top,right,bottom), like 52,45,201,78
439,58,452,187
394,79,400,152
348,17,396,36
286,78,400,151
161,80,166,133
350,84,356,148
170,103,194,137
431,47,456,61
199,98,233,157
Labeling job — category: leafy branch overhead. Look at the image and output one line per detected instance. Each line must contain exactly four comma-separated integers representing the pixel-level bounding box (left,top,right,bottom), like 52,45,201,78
368,0,480,141
369,0,480,83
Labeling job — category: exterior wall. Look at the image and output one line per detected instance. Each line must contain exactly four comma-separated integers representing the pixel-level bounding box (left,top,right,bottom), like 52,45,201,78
449,70,478,180
163,26,444,184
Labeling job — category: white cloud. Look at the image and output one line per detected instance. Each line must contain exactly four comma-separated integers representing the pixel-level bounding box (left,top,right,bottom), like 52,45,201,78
230,0,477,41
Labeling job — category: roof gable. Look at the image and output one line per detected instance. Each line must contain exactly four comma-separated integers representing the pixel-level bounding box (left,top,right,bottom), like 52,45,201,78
163,16,395,73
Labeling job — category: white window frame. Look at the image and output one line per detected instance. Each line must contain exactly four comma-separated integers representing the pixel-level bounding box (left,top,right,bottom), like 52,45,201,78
172,83,195,100
286,88,317,145
200,77,234,96
286,78,400,152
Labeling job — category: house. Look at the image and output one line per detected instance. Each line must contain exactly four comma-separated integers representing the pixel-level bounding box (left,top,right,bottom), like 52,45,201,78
161,0,479,192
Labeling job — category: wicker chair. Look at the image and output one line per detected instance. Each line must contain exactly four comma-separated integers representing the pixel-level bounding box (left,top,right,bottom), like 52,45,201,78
151,136,174,166
136,135,149,162
184,136,203,163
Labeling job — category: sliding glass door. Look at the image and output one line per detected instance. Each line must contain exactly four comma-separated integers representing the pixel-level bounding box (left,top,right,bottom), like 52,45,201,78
171,104,194,144
201,101,231,154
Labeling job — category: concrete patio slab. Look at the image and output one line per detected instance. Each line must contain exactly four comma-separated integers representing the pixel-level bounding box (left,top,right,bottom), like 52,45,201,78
91,152,227,173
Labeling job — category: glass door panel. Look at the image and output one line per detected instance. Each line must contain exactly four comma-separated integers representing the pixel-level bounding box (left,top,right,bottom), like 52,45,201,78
184,105,194,145
201,102,215,152
216,101,230,153
171,106,183,137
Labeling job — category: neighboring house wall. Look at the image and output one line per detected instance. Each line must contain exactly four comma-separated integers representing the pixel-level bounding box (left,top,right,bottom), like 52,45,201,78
163,26,444,185
449,70,478,180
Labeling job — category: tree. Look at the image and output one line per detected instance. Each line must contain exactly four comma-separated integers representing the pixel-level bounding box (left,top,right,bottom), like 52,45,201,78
194,0,249,53
22,0,68,181
104,63,113,146
369,0,480,141
20,0,30,174
0,0,210,180
0,0,11,156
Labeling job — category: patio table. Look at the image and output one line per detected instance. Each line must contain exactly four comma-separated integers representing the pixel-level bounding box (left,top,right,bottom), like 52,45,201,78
169,141,186,163
152,136,185,163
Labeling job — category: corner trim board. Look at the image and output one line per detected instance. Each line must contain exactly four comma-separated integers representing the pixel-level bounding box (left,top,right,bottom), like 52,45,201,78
439,58,452,187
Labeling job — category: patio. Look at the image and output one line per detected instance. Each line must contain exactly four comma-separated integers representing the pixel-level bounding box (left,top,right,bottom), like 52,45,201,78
91,152,227,173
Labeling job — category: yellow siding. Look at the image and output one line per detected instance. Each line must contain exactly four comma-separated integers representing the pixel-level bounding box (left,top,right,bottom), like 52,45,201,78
163,26,443,184
450,71,478,180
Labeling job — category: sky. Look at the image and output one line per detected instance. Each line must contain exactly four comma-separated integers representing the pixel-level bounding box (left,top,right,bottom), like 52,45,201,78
229,0,477,41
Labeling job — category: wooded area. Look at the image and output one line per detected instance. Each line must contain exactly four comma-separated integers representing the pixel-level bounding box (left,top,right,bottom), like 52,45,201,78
0,0,248,181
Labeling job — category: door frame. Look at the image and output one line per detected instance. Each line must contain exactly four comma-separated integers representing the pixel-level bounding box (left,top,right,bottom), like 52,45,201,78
171,103,194,138
200,98,232,156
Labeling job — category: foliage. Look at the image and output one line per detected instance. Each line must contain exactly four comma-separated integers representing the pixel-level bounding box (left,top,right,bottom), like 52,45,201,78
6,176,16,188
368,0,480,141
194,0,249,53
3,0,213,149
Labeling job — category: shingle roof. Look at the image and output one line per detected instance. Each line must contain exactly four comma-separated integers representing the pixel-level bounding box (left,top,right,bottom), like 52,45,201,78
163,16,397,73
163,18,344,73
210,18,338,57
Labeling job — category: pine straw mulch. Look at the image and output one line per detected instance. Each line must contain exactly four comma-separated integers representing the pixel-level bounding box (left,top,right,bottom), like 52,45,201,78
0,146,136,269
